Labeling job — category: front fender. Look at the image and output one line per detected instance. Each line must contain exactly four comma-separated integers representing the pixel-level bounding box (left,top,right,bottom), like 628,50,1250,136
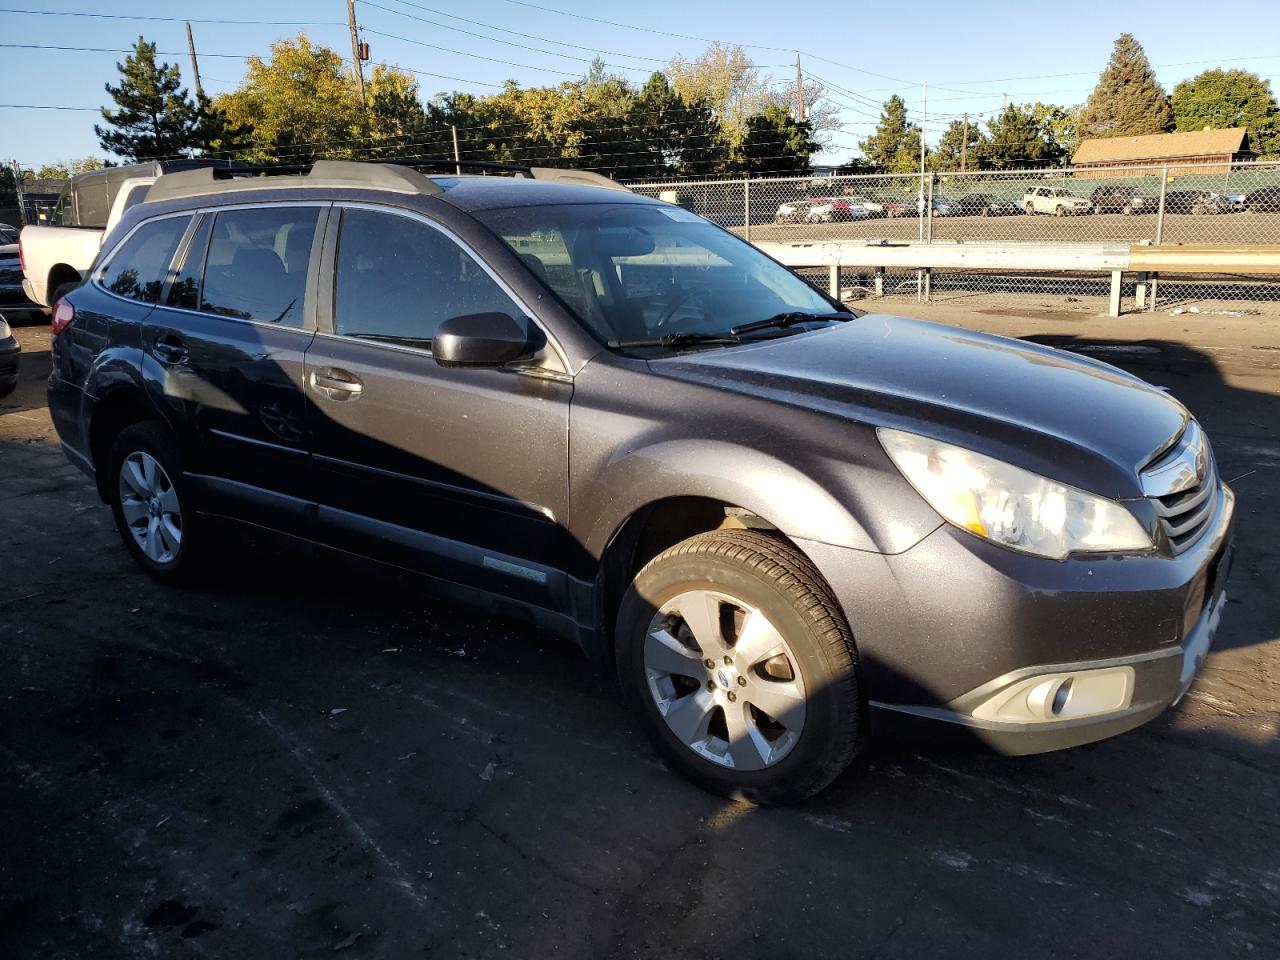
579,438,941,559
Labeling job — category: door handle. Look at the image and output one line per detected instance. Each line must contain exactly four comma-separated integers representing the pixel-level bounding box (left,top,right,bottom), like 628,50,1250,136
153,333,188,364
310,367,363,401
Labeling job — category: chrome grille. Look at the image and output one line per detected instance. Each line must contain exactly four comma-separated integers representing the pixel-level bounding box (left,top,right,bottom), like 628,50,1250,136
1141,421,1218,554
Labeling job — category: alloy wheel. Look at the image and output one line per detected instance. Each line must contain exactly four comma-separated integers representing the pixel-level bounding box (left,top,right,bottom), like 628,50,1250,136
643,589,807,771
118,451,183,564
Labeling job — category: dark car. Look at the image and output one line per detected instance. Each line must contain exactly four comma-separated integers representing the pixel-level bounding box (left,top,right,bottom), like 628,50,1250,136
47,160,1235,803
0,223,18,245
954,193,1021,217
0,242,27,309
1246,186,1280,212
0,314,19,398
1164,190,1232,215
1089,185,1156,214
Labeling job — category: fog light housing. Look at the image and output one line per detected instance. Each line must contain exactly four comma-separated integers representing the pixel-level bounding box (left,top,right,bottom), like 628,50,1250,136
971,666,1134,724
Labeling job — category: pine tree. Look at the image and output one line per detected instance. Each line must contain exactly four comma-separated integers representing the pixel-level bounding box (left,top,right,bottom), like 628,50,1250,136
734,103,814,175
1077,34,1173,140
859,96,923,173
95,37,199,160
978,104,1055,168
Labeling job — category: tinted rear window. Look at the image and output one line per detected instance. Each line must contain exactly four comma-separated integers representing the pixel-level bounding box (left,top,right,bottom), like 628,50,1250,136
98,216,189,304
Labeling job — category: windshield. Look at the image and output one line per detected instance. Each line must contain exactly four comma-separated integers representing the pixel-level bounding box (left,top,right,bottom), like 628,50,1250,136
476,202,839,346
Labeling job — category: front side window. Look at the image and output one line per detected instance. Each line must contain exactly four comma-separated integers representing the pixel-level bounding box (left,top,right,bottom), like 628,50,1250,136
333,208,522,346
98,215,189,304
477,202,837,345
200,206,318,325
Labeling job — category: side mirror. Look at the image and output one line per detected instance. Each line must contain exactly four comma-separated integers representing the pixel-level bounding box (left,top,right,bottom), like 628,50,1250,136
433,312,534,369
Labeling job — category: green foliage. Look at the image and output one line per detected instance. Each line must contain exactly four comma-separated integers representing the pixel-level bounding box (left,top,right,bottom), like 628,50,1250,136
1077,34,1173,139
930,118,985,171
28,157,107,180
732,104,813,175
859,97,924,173
978,104,1067,168
214,34,360,162
1030,103,1078,162
1172,69,1280,157
95,37,201,160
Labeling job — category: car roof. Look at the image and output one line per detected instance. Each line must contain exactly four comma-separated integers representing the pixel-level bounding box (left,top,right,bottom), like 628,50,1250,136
143,160,652,214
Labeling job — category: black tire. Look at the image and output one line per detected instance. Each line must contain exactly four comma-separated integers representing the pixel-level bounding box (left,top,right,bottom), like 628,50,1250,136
106,421,207,583
616,530,863,804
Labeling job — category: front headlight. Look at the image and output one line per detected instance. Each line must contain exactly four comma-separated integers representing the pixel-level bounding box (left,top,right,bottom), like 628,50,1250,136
0,317,10,339
878,428,1152,559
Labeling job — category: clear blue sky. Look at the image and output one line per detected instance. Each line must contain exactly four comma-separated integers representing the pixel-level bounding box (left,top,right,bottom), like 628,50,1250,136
2,0,1278,170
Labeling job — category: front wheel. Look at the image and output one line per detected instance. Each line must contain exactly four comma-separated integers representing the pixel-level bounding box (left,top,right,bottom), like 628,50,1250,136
616,530,863,803
1055,204,1066,217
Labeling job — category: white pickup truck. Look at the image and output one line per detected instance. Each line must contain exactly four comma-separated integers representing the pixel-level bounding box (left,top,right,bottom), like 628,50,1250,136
19,160,238,308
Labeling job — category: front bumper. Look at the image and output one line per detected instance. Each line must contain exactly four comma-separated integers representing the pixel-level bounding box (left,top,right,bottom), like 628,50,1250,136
798,482,1235,755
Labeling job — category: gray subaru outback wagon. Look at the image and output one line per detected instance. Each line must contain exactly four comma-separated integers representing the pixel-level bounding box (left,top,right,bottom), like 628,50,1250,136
47,160,1234,802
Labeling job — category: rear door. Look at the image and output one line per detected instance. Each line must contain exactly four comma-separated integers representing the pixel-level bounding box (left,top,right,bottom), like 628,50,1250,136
143,202,328,534
303,203,574,612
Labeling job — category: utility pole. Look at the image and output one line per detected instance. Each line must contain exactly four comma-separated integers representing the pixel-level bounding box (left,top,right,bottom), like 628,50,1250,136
185,22,204,100
1001,92,1008,112
919,80,927,243
794,53,805,121
960,112,968,172
347,0,367,109
451,125,461,174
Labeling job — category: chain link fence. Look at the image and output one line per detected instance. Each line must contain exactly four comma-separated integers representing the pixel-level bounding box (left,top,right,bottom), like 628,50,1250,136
626,161,1280,315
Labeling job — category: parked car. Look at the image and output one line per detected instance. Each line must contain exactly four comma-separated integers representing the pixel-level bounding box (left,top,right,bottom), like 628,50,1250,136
925,195,961,217
955,193,1022,217
1,233,30,310
807,197,877,222
48,160,1235,803
838,195,885,217
880,199,915,218
0,223,18,245
1021,186,1091,216
1245,186,1280,212
1089,185,1156,215
0,314,18,398
18,159,242,308
1164,190,1232,215
773,199,813,223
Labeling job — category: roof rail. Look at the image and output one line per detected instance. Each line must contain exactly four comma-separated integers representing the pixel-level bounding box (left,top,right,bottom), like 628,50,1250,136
144,160,442,204
526,167,631,193
390,157,632,191
143,157,629,205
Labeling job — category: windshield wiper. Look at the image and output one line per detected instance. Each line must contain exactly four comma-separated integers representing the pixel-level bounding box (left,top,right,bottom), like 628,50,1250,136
729,311,850,337
607,331,740,350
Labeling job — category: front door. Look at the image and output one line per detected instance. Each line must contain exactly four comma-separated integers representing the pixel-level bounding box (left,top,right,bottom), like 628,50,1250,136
303,205,574,612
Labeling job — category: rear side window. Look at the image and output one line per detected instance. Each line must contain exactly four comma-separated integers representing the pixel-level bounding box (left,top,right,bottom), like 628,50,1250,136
200,206,319,325
333,208,521,345
98,216,189,304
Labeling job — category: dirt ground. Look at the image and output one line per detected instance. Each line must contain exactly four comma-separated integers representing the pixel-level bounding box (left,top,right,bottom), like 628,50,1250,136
1,302,1277,959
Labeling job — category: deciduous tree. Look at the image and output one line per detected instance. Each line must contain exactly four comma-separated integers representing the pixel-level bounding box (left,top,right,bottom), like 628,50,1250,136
1172,69,1280,157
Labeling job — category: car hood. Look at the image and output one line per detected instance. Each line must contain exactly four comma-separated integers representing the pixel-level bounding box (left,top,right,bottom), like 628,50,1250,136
651,314,1188,497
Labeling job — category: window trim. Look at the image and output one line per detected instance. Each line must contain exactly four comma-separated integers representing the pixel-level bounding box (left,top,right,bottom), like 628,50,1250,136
92,211,195,308
322,201,569,377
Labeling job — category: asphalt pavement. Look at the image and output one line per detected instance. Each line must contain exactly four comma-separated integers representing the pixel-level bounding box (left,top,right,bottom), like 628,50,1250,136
1,305,1277,959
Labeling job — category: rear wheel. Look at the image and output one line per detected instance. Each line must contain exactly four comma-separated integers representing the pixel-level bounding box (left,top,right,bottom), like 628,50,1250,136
616,530,863,803
107,422,208,583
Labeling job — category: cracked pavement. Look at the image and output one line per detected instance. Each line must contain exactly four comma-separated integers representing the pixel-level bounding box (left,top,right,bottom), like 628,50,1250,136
1,302,1277,958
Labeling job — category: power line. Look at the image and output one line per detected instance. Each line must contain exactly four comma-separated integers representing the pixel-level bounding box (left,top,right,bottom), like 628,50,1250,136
0,6,344,26
378,0,665,63
360,0,656,73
